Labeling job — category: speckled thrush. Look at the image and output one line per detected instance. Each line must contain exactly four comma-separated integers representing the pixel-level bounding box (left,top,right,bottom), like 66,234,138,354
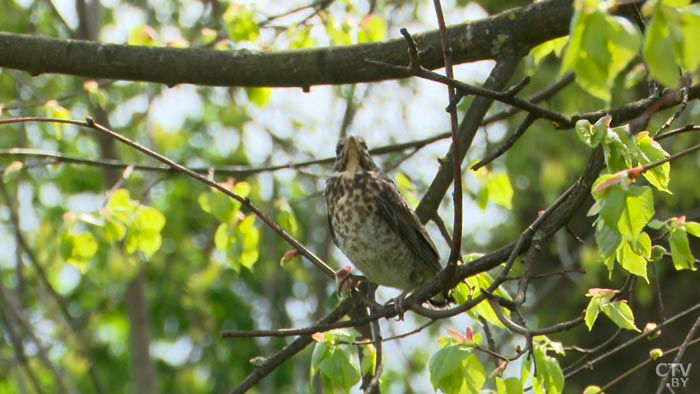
324,136,449,306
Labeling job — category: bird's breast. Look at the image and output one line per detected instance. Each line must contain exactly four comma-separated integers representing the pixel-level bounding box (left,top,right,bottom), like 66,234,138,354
325,174,425,289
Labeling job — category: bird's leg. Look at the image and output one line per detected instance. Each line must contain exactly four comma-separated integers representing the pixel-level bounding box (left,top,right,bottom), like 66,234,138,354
388,288,412,321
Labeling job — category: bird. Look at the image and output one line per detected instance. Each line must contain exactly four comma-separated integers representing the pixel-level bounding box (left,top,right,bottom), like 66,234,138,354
324,136,450,307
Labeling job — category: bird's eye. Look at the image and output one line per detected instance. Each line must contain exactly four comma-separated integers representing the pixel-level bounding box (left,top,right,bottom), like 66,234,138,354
359,139,368,149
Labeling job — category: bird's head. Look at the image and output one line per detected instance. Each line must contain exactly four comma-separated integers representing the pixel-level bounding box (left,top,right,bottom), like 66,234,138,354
333,136,378,173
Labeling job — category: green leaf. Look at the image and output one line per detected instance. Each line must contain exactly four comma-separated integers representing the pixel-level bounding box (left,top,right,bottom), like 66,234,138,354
360,345,376,376
104,217,127,242
643,4,682,87
3,161,23,183
650,245,667,262
576,119,598,147
616,239,649,282
585,297,600,331
287,26,315,49
128,25,159,46
684,222,700,237
429,344,471,393
496,377,524,394
599,186,625,229
604,125,636,171
679,8,700,71
530,36,568,67
595,219,622,258
487,173,514,210
127,206,166,258
44,100,71,139
275,199,299,236
545,352,565,393
60,231,98,272
635,131,671,193
429,346,485,394
198,189,241,223
310,331,361,393
136,206,166,233
107,189,137,222
223,4,259,42
214,223,231,251
600,300,640,331
245,87,271,107
562,4,641,103
532,344,565,394
323,16,353,46
669,227,696,270
358,15,386,43
584,385,605,394
618,186,655,241
459,272,511,328
647,218,667,230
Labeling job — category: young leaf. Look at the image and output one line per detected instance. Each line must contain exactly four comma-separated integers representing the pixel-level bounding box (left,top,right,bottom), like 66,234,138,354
429,345,471,394
487,173,514,210
223,4,259,42
635,131,671,193
3,161,23,183
600,300,641,331
585,297,601,331
496,376,524,394
669,227,696,270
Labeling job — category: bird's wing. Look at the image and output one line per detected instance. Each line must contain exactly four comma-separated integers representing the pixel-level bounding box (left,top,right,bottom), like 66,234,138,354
374,174,441,272
324,177,340,247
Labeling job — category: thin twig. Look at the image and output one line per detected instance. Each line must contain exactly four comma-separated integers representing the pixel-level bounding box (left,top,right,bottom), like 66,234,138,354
0,116,337,279
364,57,572,127
655,312,700,394
472,113,538,170
655,123,699,141
481,72,575,124
595,337,700,394
428,1,463,269
0,183,105,394
0,286,73,393
565,301,700,379
231,296,359,394
655,74,690,134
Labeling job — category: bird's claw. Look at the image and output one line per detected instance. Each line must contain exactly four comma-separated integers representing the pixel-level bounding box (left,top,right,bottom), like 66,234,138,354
335,266,365,297
387,291,409,321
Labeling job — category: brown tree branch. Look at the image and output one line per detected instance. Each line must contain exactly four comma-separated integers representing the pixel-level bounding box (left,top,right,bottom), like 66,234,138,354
0,0,573,87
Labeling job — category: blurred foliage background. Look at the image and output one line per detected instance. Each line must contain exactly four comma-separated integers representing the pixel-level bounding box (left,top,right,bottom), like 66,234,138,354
1,0,699,393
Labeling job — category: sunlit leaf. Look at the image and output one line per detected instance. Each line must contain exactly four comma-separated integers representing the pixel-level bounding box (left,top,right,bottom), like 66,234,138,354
245,87,271,107
223,4,259,42
430,345,485,394
669,227,696,270
44,99,71,139
600,300,640,331
487,173,514,210
358,15,386,43
3,161,23,183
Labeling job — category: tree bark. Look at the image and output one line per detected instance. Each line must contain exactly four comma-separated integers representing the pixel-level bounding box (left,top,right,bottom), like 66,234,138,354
0,0,572,87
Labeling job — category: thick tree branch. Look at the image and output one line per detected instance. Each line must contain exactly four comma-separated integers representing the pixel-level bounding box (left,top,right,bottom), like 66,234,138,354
0,0,572,87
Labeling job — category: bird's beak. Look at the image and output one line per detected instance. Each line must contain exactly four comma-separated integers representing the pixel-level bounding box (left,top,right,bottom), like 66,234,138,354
345,136,359,150
344,137,360,157
342,137,361,171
